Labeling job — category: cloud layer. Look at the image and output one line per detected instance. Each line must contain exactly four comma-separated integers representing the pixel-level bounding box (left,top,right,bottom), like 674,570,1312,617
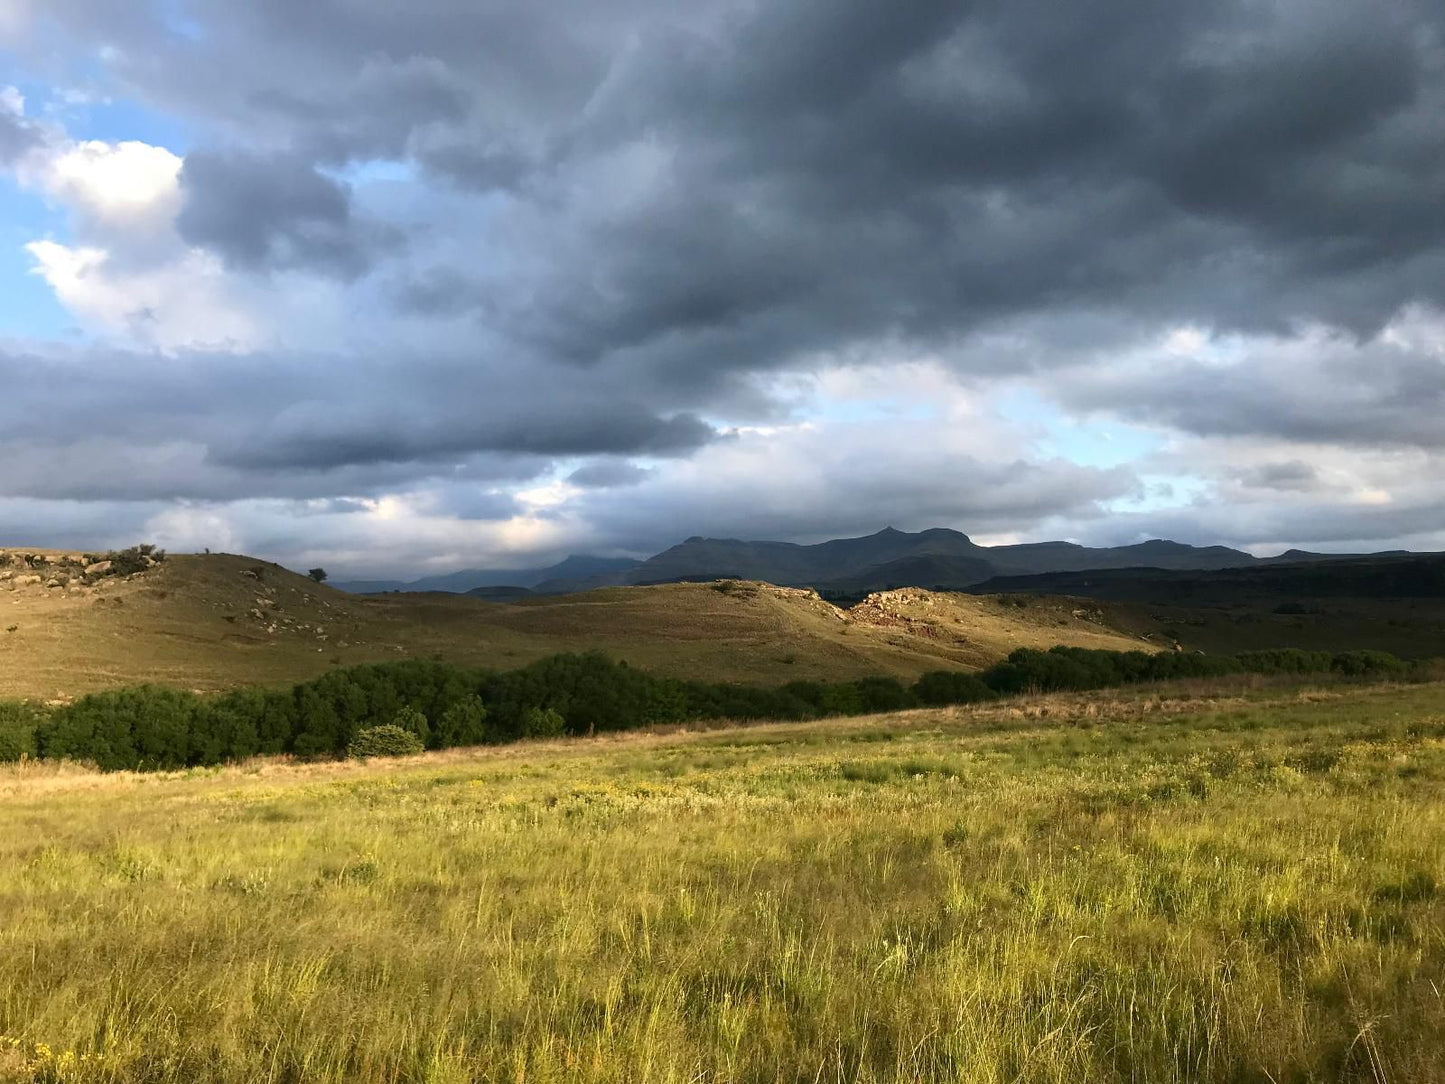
2,0,1444,572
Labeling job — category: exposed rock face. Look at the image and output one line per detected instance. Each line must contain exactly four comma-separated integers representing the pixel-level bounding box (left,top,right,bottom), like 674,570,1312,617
846,590,946,638
85,561,113,577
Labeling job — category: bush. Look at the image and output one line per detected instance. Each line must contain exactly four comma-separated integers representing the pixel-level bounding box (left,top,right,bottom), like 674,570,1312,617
99,545,166,577
0,701,44,762
853,676,915,713
347,725,424,759
392,705,430,746
522,706,565,739
37,685,199,770
1331,650,1409,678
913,671,993,707
436,695,491,748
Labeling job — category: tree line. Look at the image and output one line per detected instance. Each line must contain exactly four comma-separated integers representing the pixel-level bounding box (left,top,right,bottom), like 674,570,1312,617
0,646,1415,771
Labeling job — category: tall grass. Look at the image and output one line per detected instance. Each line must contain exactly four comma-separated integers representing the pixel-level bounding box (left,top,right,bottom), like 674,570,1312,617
2,681,1444,1082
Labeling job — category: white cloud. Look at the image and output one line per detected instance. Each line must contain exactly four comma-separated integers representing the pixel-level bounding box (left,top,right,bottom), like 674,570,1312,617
8,123,339,351
25,239,261,348
41,138,182,227
0,85,22,116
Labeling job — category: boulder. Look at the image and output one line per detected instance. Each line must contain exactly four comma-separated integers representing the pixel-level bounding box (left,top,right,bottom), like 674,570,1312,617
85,561,113,576
12,575,41,587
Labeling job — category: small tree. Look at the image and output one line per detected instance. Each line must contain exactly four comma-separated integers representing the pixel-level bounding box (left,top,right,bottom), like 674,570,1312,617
436,695,490,748
392,704,430,746
521,706,565,739
307,568,328,583
347,725,423,759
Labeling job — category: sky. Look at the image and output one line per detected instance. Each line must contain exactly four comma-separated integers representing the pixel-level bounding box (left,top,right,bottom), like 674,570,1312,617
2,0,1444,577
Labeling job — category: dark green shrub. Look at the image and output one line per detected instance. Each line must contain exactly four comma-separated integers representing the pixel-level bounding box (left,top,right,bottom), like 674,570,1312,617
24,644,1412,772
392,704,430,745
912,671,993,707
37,685,199,770
1331,650,1408,677
435,695,491,748
347,725,424,759
0,701,43,762
105,544,165,577
853,676,915,713
522,706,565,739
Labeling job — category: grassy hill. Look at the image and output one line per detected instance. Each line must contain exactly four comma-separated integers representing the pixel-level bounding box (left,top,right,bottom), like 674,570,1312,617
0,550,1157,700
3,679,1443,1081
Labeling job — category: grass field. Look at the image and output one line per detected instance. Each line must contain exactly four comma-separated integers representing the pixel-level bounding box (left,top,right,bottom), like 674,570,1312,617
3,679,1444,1082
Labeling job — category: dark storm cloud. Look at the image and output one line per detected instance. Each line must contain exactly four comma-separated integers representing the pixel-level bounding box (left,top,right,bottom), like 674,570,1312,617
6,0,1445,562
177,150,397,277
18,0,1445,361
1236,462,1320,493
0,343,719,501
19,1,1442,322
345,0,1445,395
567,461,653,489
211,406,716,471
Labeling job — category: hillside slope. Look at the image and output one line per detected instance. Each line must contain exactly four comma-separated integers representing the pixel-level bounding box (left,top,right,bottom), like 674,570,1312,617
0,550,1155,699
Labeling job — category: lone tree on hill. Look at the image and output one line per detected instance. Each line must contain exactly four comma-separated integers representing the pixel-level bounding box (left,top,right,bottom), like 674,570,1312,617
307,568,328,583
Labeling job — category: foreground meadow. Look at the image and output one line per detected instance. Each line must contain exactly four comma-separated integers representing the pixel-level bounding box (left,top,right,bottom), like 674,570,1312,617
2,681,1444,1083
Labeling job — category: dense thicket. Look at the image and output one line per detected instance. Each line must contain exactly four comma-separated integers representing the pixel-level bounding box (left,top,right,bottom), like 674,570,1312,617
7,646,1416,770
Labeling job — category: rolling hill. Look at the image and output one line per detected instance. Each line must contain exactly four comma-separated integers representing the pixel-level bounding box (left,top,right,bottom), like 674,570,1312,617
0,548,1159,701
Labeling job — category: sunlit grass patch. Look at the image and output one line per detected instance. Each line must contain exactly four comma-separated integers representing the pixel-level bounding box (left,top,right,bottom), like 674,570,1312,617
1,681,1443,1082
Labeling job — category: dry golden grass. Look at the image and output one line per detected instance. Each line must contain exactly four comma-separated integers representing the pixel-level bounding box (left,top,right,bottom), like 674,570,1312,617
2,680,1443,1082
0,552,1154,699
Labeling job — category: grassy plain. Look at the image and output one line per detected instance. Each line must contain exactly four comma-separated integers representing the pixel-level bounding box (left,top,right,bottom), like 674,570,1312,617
3,679,1444,1082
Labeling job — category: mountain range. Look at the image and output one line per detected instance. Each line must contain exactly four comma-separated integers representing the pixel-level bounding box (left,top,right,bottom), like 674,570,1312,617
333,527,1414,598
333,555,639,596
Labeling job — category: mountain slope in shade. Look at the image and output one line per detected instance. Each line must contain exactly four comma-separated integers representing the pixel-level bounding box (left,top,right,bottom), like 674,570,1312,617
987,539,1260,576
814,554,1000,596
628,527,988,586
334,555,637,595
967,552,1445,603
626,528,1264,589
336,529,1416,598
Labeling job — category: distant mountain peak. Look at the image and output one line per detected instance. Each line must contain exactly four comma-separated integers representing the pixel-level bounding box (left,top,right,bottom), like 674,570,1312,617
1128,539,1191,552
338,527,1393,599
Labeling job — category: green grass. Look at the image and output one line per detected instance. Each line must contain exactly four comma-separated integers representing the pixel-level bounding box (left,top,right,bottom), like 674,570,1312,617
3,681,1445,1082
